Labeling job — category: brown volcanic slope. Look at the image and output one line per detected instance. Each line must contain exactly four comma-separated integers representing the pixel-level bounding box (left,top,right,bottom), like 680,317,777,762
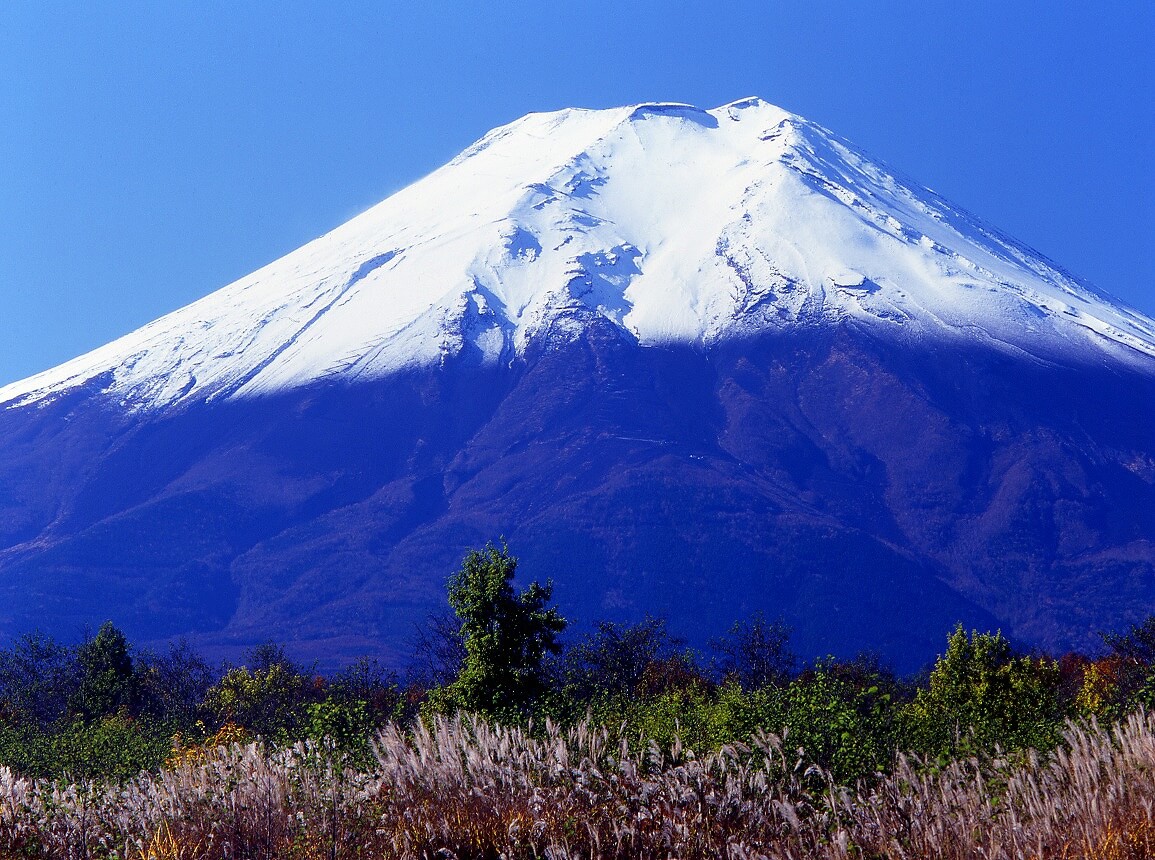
0,316,1151,672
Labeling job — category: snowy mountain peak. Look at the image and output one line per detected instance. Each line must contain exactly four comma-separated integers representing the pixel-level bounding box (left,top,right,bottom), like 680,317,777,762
4,99,1154,411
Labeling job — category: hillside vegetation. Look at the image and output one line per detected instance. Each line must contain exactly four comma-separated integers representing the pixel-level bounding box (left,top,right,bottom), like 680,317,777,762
0,544,1153,857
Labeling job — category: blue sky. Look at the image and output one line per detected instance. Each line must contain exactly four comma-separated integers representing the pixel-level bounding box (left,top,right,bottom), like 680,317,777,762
1,1,1152,386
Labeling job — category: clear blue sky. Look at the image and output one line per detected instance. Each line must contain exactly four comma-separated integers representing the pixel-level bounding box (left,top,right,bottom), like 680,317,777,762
1,1,1152,386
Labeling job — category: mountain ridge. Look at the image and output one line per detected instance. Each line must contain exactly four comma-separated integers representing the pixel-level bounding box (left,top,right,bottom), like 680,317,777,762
0,99,1152,671
3,98,1152,414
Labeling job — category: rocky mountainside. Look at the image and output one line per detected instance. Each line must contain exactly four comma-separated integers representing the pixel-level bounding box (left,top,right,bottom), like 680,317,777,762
1,99,1153,670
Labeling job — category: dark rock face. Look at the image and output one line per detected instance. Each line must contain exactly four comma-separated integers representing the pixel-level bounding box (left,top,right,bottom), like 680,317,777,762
1,322,1152,672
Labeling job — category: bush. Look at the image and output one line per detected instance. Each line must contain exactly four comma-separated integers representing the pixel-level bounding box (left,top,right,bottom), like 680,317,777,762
903,625,1061,758
0,712,174,780
777,663,898,782
203,644,319,740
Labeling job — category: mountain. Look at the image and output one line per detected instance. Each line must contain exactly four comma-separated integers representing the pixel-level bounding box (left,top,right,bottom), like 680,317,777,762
1,98,1153,671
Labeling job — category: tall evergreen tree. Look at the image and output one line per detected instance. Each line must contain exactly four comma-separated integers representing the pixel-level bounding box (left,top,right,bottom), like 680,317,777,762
70,622,136,721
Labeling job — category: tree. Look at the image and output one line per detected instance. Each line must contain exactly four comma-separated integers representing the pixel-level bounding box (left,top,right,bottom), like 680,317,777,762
136,639,217,724
443,543,566,720
0,632,79,727
203,643,317,738
1102,616,1155,665
408,610,467,688
562,617,689,699
1085,615,1155,717
904,625,1061,757
69,622,136,721
710,612,796,689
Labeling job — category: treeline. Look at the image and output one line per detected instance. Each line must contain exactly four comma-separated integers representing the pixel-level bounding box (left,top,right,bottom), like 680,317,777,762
2,543,1154,784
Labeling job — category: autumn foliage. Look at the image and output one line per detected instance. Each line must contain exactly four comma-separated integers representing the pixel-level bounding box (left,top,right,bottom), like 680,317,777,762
2,547,1155,855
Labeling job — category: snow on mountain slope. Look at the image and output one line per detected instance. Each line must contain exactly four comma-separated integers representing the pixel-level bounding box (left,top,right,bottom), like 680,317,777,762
3,97,1153,412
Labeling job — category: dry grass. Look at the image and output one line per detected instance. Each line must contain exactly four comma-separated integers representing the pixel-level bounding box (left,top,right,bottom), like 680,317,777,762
0,710,1153,859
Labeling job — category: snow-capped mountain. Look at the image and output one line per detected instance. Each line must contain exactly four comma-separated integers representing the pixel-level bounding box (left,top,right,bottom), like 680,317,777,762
1,99,1153,670
3,98,1152,413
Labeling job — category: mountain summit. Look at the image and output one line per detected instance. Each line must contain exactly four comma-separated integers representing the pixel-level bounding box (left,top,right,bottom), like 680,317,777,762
4,98,1152,412
2,100,1153,669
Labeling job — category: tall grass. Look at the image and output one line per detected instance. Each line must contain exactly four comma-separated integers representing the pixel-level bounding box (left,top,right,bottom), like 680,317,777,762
1,710,1152,859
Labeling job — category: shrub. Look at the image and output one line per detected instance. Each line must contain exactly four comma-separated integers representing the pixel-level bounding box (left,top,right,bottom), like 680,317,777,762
903,625,1062,757
778,662,898,782
0,711,174,780
203,645,319,740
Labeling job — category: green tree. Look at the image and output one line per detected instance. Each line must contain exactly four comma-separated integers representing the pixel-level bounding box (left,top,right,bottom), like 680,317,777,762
904,625,1061,757
562,617,688,700
203,644,317,739
69,622,136,721
443,543,566,721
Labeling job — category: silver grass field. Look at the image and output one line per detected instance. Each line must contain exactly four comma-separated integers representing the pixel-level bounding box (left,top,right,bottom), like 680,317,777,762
0,710,1152,859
